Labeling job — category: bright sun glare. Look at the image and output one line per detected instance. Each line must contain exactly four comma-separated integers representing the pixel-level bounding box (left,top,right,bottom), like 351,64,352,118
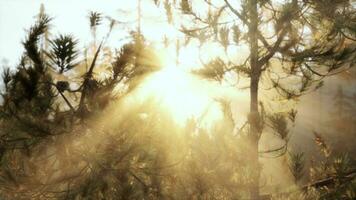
134,48,224,127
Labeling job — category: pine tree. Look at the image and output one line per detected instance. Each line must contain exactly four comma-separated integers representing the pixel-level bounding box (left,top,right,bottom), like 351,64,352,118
325,85,356,157
0,9,162,199
154,0,356,198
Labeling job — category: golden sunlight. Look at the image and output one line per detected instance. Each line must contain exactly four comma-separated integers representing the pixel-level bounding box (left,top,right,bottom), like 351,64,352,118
2,1,354,200
136,57,224,127
128,41,248,128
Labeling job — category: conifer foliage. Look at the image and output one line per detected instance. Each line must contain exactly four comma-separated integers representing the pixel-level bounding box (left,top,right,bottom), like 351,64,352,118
0,1,355,200
0,11,162,199
153,0,356,199
0,8,252,200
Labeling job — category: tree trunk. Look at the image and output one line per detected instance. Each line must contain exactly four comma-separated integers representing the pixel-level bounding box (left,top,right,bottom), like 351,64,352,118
248,0,261,199
249,75,261,200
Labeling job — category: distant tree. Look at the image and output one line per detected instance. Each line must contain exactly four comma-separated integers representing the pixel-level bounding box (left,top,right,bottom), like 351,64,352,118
155,0,356,198
333,86,351,119
283,133,356,200
322,85,356,157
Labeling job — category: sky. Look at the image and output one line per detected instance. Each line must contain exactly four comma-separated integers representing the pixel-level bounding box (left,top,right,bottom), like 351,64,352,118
0,0,178,67
0,0,102,66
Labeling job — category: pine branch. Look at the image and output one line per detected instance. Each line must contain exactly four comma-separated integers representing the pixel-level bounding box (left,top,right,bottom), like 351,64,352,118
78,40,103,112
258,28,288,68
223,0,247,25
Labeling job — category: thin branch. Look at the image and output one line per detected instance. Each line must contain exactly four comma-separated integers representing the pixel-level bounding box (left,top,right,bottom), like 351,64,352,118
258,28,288,68
78,40,103,111
223,0,247,25
57,90,75,112
258,143,287,154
